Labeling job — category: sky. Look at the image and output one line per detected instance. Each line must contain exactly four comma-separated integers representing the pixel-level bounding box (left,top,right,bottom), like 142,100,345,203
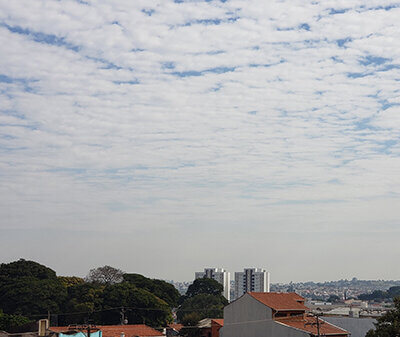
0,0,400,283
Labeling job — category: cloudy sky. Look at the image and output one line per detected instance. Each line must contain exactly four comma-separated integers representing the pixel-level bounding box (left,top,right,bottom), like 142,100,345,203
1,0,400,283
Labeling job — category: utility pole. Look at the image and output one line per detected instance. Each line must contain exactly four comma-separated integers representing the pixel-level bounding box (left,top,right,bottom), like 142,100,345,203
120,307,126,325
305,312,324,337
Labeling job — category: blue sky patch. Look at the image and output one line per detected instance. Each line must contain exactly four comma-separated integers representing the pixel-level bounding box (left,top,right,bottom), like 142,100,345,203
336,37,352,47
329,8,349,15
142,8,155,16
172,66,235,77
360,55,390,66
299,23,311,31
3,24,80,52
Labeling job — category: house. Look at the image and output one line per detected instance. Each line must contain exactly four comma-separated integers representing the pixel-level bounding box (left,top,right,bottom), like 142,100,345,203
220,292,349,337
50,325,163,337
165,324,183,337
50,326,101,337
211,320,223,337
197,318,212,337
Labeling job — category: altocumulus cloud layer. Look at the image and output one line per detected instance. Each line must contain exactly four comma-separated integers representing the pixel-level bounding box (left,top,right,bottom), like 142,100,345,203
0,0,400,281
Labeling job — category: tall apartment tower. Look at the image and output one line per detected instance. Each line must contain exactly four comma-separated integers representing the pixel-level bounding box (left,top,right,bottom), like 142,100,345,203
195,268,230,301
234,268,270,300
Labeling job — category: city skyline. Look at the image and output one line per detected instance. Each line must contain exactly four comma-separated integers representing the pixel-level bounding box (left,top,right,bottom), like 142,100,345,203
1,0,400,282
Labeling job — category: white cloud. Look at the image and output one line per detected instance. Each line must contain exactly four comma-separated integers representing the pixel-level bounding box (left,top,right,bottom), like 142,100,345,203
0,0,399,280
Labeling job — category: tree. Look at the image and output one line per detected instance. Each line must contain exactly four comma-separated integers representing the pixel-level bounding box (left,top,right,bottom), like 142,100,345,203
359,290,387,302
0,310,31,332
101,282,172,327
366,297,400,337
179,312,201,337
0,260,67,317
58,276,85,288
123,274,180,307
327,295,340,303
85,266,124,285
176,294,227,322
60,283,105,325
0,259,57,282
387,287,400,299
184,278,224,299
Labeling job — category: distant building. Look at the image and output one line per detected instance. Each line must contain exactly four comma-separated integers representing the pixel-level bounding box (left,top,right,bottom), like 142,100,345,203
220,292,349,337
195,268,230,301
234,268,270,300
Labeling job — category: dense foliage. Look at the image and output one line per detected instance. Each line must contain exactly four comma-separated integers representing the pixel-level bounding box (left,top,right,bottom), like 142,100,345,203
184,278,224,300
179,313,201,337
0,259,174,329
102,282,172,326
366,297,400,337
177,294,227,322
123,273,180,307
0,310,32,332
177,278,227,322
0,259,67,316
359,287,400,302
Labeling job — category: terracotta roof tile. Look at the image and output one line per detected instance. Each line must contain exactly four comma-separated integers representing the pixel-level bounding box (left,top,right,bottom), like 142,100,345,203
211,319,224,326
167,324,183,332
249,292,308,311
50,325,163,337
276,316,348,336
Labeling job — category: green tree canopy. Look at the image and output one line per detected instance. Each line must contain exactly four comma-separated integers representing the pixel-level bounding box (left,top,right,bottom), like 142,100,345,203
185,278,224,299
58,276,85,288
123,274,180,307
387,287,400,299
60,282,105,325
0,260,67,317
0,311,32,332
0,259,57,282
176,294,227,322
366,297,400,337
179,312,201,337
327,295,341,303
102,282,172,327
359,287,400,302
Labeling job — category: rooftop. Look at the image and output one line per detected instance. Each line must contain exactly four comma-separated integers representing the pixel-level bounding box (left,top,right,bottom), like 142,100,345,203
211,319,224,326
50,325,163,337
276,316,348,336
249,292,308,311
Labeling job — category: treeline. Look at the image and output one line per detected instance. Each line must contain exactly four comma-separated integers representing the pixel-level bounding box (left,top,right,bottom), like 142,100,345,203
358,286,400,302
0,259,226,331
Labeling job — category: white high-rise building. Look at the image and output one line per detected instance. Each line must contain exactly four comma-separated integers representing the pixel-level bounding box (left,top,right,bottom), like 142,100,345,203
195,268,230,301
234,268,270,300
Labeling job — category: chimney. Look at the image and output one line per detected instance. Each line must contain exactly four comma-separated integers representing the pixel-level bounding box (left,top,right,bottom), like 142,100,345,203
38,319,49,336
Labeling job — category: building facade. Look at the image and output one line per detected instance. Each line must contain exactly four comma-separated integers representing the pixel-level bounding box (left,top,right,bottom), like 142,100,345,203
195,268,230,301
220,292,349,337
234,268,270,300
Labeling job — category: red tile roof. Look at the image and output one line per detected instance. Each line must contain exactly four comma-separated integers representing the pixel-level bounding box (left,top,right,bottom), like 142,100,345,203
211,319,224,327
249,292,308,311
167,324,183,332
276,316,348,336
50,325,163,337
